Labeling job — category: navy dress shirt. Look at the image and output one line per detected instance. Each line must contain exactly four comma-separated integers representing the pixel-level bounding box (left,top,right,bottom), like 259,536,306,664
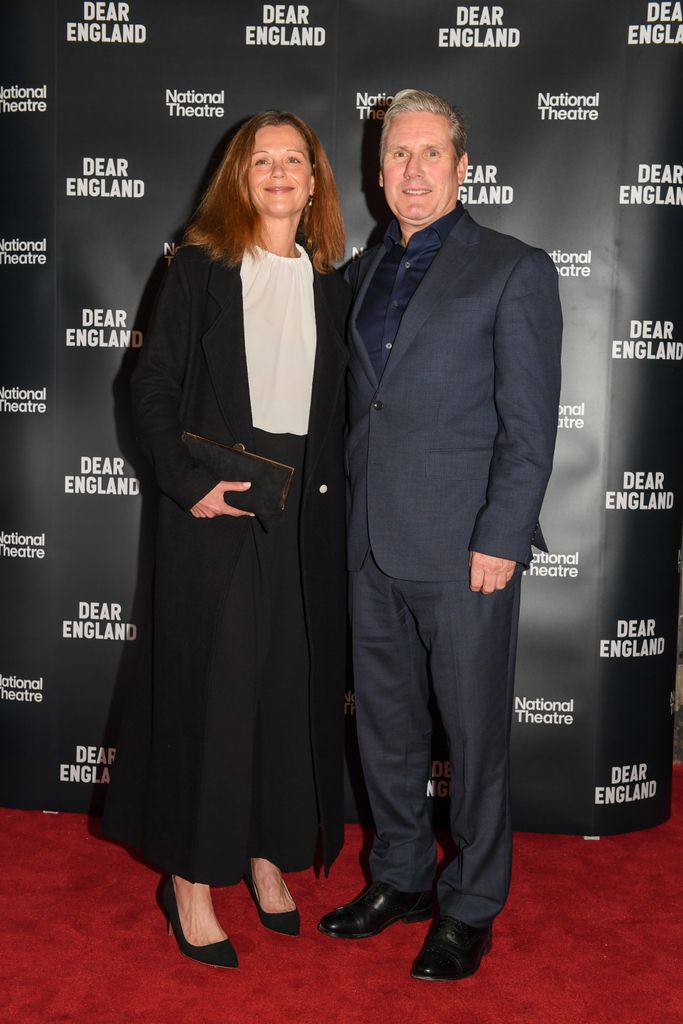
356,203,464,381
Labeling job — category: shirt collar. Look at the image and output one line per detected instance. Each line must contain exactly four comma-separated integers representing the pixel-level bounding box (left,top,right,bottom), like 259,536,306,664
383,201,463,252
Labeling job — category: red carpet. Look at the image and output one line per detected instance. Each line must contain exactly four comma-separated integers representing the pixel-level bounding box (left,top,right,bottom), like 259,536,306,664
2,769,682,1024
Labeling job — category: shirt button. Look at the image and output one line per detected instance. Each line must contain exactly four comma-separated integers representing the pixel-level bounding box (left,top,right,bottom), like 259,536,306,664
405,261,411,268
385,342,392,350
392,300,399,308
319,484,328,494
373,400,384,411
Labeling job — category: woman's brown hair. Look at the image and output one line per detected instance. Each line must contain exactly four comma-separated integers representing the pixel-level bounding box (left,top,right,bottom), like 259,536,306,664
185,110,344,273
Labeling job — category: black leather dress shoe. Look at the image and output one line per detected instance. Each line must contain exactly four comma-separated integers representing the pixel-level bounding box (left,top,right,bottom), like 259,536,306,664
318,881,433,939
411,916,492,981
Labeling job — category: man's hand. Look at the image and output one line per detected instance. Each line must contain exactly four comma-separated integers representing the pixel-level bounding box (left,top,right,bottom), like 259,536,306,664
190,481,254,519
469,551,516,594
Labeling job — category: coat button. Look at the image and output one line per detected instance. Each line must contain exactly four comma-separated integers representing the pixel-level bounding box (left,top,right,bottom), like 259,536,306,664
373,400,383,411
319,484,328,494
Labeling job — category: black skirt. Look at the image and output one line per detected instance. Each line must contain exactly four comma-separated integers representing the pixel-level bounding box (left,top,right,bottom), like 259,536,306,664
244,428,318,870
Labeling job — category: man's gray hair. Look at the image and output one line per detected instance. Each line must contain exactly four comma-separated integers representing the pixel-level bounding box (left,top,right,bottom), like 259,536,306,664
380,88,467,162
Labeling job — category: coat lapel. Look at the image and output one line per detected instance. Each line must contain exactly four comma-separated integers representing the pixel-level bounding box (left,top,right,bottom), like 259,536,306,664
200,259,347,488
379,212,480,388
303,271,349,491
201,260,254,447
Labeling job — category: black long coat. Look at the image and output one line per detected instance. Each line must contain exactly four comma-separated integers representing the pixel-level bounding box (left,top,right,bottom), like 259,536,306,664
103,246,350,885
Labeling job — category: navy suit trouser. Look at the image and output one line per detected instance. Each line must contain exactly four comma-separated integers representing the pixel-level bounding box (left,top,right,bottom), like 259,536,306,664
351,550,522,927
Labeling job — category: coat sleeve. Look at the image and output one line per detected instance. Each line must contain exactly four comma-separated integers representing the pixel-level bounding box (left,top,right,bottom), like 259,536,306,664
131,250,219,511
468,247,562,565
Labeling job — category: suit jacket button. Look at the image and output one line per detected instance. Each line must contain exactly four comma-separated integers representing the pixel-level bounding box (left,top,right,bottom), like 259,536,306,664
319,484,328,494
373,400,384,411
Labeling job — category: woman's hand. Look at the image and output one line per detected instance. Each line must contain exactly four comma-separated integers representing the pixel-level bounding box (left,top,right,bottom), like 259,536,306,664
190,481,254,519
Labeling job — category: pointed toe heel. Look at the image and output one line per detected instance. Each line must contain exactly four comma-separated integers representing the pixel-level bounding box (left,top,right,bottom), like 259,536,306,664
161,876,238,969
246,870,300,936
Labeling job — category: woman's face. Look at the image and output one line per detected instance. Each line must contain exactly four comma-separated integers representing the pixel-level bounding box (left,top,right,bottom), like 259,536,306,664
248,124,315,226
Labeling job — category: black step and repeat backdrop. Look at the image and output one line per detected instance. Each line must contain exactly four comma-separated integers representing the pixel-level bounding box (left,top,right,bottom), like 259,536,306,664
1,1,681,836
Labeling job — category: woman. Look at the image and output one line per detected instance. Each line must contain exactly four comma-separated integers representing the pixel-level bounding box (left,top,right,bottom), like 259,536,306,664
103,111,349,969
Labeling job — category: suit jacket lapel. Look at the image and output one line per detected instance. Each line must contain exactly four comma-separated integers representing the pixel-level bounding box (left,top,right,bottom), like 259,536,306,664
201,260,254,448
348,245,385,389
303,271,349,490
379,212,480,387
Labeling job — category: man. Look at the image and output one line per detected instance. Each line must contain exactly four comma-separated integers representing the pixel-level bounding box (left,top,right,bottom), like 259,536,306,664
318,89,562,981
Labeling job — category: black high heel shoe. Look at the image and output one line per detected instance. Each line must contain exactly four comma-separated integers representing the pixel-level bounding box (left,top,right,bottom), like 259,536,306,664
160,876,238,969
246,866,300,936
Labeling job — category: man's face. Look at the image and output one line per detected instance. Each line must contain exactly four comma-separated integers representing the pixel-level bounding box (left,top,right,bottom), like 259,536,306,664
380,111,468,243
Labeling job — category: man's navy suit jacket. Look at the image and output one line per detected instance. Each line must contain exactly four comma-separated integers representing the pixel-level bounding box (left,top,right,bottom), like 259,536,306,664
345,209,563,582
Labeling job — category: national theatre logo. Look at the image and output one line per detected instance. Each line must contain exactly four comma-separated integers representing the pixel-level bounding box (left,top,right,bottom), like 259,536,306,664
537,92,599,122
0,531,46,559
355,92,393,120
550,249,592,279
163,242,179,266
0,387,47,414
525,550,580,578
165,89,225,119
514,697,575,725
557,404,585,430
0,85,47,113
1,673,45,705
0,238,47,266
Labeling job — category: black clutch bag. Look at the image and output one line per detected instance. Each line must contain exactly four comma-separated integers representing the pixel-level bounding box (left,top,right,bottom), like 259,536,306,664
181,430,295,531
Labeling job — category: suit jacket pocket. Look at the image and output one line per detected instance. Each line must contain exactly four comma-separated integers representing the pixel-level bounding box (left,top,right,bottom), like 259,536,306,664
425,448,492,481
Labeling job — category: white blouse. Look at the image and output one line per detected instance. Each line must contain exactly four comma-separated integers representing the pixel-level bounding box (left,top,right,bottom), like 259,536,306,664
240,244,316,436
